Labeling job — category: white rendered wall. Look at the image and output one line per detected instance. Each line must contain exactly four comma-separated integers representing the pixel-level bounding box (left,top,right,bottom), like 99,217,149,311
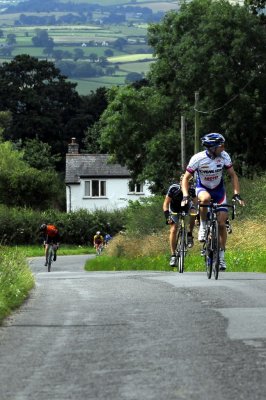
66,178,152,212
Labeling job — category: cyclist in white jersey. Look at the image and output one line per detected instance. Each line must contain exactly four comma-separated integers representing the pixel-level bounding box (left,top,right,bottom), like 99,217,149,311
181,133,245,271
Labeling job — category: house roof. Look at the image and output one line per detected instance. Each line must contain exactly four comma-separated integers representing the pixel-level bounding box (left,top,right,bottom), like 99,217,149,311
65,153,131,184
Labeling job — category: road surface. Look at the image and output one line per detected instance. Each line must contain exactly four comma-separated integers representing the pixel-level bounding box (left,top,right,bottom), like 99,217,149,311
0,255,266,399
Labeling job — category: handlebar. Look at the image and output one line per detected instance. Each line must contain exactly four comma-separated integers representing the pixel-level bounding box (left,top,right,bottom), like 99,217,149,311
171,210,189,217
199,200,236,220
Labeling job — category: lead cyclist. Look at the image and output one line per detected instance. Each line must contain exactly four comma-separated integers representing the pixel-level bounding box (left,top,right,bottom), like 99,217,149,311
181,133,245,271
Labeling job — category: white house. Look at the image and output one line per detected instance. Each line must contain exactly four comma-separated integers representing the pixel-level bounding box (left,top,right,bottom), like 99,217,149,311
65,138,152,212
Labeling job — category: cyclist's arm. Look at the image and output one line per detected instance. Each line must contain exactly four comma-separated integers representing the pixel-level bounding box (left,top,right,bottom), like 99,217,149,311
163,196,172,223
181,171,194,203
163,196,171,213
227,166,245,206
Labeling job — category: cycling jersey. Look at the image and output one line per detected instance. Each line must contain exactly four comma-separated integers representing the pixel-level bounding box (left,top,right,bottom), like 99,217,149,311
167,183,196,213
46,224,58,238
94,235,103,244
186,150,232,190
43,224,60,244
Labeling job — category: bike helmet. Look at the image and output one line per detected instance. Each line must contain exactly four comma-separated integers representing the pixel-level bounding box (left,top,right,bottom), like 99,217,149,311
201,133,225,148
96,231,101,235
40,223,47,231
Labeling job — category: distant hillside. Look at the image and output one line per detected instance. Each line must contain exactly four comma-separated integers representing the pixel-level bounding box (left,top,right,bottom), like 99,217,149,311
0,0,179,92
3,0,179,14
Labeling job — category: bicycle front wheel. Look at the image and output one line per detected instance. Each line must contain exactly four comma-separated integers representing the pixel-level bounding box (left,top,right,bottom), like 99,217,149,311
212,221,220,280
205,227,213,279
176,227,186,273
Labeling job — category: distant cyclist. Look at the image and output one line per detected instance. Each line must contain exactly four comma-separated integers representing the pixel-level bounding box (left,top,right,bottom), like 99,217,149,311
163,174,197,267
40,223,60,266
93,231,104,253
181,132,245,271
104,233,112,247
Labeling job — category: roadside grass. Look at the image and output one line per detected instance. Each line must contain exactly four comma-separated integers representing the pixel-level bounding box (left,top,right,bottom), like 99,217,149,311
0,244,94,324
0,246,35,323
85,219,266,273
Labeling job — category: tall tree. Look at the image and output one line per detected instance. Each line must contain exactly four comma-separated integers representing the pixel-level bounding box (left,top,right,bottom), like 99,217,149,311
147,0,266,171
22,138,61,170
99,85,176,187
0,141,63,209
0,55,84,164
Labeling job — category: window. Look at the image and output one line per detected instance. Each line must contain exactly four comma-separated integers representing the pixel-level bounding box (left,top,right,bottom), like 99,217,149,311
84,181,90,197
128,180,144,194
84,180,106,197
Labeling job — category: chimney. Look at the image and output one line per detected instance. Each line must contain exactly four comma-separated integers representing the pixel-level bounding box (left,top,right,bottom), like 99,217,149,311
68,137,79,154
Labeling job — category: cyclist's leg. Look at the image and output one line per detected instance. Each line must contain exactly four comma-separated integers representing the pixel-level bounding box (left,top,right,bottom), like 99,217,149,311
197,189,211,241
213,187,228,270
210,185,228,249
44,242,49,266
169,213,178,266
197,188,211,219
217,210,228,249
53,244,58,261
170,222,178,254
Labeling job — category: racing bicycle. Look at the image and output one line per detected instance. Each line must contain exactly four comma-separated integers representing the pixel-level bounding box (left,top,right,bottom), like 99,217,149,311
95,243,104,256
173,210,189,273
199,201,235,280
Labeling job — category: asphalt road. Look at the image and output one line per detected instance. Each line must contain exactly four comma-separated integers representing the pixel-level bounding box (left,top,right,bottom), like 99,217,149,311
0,255,266,400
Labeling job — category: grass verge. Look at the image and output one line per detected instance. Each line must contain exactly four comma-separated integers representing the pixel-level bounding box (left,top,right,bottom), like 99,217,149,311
85,250,266,273
85,219,266,273
15,244,95,257
0,246,35,323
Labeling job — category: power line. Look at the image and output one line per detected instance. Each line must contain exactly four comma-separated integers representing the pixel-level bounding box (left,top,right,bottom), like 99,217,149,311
194,76,255,114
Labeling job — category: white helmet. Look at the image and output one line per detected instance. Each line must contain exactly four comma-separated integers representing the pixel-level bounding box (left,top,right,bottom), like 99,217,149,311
96,231,101,235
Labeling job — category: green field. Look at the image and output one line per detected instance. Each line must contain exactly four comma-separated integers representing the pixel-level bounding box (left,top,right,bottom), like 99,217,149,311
108,53,153,62
119,60,154,74
0,20,154,91
70,75,126,94
0,1,169,91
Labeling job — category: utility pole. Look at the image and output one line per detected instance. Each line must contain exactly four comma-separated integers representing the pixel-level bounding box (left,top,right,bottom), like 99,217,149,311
180,115,186,170
194,91,200,153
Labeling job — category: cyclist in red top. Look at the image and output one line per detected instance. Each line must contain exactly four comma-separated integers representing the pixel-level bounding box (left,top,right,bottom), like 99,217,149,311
40,223,60,266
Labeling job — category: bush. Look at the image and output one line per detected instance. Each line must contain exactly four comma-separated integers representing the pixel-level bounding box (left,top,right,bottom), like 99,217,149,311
0,206,126,245
125,196,165,236
224,174,266,219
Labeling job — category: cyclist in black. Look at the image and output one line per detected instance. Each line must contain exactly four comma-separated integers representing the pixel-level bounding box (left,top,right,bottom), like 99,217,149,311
163,175,197,267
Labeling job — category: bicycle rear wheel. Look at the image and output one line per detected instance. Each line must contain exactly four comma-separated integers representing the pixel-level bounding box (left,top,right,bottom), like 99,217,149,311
212,221,220,280
205,227,213,279
47,247,53,272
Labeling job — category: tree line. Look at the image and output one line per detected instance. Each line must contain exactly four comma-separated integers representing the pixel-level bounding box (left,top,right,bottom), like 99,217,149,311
5,0,161,25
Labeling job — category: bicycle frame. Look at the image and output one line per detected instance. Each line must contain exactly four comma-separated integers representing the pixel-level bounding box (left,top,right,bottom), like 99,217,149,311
200,201,235,279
